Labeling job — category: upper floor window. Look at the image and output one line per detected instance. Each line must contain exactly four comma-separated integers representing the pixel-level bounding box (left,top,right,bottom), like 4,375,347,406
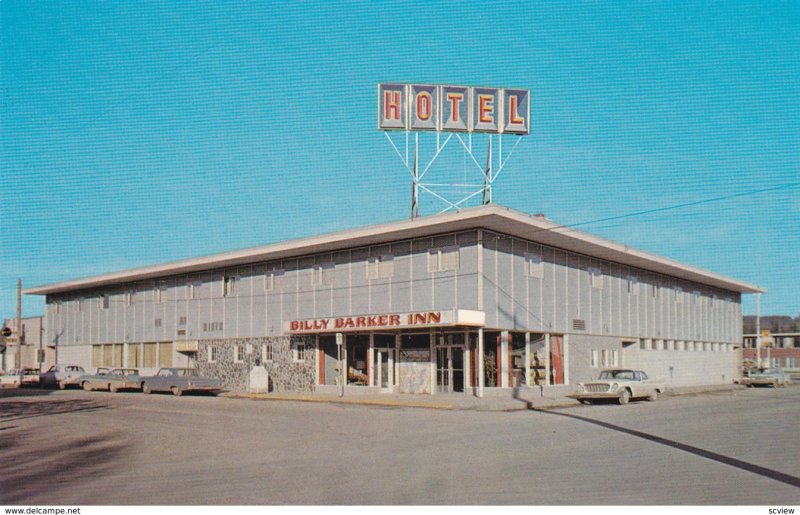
188,279,202,300
223,275,240,297
313,262,334,287
367,254,394,280
588,267,603,289
675,286,684,304
524,253,544,279
155,283,168,303
428,246,459,273
264,269,284,292
100,294,109,310
626,276,639,295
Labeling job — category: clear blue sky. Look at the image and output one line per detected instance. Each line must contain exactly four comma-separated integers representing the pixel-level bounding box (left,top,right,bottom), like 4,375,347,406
2,1,798,319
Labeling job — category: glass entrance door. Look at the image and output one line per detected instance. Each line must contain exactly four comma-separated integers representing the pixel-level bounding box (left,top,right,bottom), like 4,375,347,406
373,348,395,390
436,346,465,393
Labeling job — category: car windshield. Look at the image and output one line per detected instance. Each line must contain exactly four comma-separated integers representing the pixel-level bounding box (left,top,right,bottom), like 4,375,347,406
598,370,635,380
177,369,196,377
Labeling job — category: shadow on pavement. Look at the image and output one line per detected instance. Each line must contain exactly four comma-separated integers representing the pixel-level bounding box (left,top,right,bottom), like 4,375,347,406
0,398,112,424
529,405,800,489
0,430,129,504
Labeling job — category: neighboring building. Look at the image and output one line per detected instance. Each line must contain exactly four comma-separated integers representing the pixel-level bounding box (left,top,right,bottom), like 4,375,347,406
0,315,53,372
23,205,761,394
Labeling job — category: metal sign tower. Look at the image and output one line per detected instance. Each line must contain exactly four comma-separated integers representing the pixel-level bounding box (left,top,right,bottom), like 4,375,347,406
378,83,530,219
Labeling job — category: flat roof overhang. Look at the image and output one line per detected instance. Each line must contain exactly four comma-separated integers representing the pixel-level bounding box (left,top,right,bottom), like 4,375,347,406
24,204,764,296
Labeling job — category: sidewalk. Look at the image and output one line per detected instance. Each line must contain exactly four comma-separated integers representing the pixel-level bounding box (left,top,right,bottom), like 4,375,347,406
221,384,745,411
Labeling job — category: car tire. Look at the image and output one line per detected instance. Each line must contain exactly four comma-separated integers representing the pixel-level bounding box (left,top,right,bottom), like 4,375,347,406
82,382,92,392
142,383,152,394
171,386,182,397
647,390,659,401
109,384,118,393
618,389,631,405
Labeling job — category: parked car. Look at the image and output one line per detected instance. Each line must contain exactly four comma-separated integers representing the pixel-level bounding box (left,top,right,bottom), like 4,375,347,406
39,364,86,389
0,369,21,388
140,368,221,396
575,369,664,405
740,367,792,388
20,367,41,386
81,368,141,392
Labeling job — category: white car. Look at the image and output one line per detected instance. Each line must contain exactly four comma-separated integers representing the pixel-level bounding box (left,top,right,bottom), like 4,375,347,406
39,364,86,389
576,369,664,405
0,369,22,388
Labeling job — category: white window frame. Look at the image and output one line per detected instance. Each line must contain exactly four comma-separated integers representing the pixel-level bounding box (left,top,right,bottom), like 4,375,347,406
428,246,460,273
234,344,245,363
262,342,273,362
524,253,544,279
208,346,218,363
293,342,307,362
591,349,599,368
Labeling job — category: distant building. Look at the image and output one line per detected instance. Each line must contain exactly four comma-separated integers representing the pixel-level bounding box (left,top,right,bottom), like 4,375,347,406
1,315,53,372
24,205,761,393
742,315,800,369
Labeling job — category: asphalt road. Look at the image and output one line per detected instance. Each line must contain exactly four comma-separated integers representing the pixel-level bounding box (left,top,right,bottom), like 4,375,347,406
1,385,798,505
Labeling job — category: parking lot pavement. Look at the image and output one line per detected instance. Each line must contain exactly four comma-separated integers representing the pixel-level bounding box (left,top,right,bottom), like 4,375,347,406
1,385,798,505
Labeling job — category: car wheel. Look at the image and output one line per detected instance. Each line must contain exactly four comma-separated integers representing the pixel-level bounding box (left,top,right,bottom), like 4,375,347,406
171,386,182,397
109,384,118,393
82,382,92,392
618,389,631,405
142,383,152,394
647,390,659,401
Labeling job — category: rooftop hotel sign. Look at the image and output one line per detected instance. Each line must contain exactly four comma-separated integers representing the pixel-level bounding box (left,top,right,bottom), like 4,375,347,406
378,83,530,135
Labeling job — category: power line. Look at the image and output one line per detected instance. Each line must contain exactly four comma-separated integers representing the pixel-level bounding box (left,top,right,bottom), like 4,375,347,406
534,182,800,235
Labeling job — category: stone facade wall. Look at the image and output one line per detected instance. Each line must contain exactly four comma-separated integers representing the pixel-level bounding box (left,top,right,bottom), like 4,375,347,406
196,336,315,393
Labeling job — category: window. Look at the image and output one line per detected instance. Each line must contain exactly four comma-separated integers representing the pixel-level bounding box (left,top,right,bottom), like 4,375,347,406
178,316,187,326
588,267,603,289
223,275,239,297
262,342,273,362
53,301,62,314
524,253,544,279
313,262,334,286
126,292,135,306
154,318,162,328
293,342,307,362
652,282,660,298
143,343,157,367
367,254,394,280
77,298,84,312
155,283,168,303
264,269,284,292
675,286,684,303
100,294,109,310
128,344,141,368
208,346,218,363
234,344,245,363
627,276,639,295
203,321,223,332
188,279,202,300
591,349,599,368
428,246,459,273
595,349,619,368
92,345,103,368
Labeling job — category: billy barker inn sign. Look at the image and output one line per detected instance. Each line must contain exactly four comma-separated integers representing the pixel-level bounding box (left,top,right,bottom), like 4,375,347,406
286,309,486,334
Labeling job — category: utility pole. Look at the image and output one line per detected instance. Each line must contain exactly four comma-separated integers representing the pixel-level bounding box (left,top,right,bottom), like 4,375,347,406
755,293,761,368
16,279,22,371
